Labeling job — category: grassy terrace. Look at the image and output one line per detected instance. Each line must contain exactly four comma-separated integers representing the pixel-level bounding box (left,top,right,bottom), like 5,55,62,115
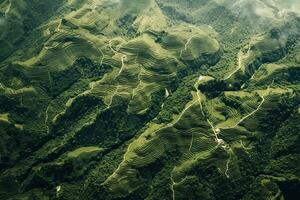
0,0,299,199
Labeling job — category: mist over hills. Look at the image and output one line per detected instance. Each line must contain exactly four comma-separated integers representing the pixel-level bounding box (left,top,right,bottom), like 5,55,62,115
0,0,299,199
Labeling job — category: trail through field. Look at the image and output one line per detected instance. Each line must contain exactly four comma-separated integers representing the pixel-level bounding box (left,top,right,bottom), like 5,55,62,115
220,85,270,130
170,174,187,200
150,77,205,135
108,86,119,108
165,88,170,98
118,55,127,75
108,39,128,77
188,132,194,152
5,0,11,18
45,104,51,134
171,75,231,200
56,19,62,32
194,75,225,147
95,46,105,65
44,42,61,50
225,156,231,178
224,39,253,80
180,36,196,58
109,39,117,54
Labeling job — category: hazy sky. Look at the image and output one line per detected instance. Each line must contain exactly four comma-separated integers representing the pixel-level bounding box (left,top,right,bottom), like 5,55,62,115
216,0,300,20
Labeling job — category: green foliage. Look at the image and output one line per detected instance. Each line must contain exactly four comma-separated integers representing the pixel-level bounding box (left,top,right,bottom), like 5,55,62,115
140,147,182,200
45,67,81,97
198,79,227,98
43,57,113,97
1,1,300,200
157,76,194,123
271,111,300,157
74,57,113,80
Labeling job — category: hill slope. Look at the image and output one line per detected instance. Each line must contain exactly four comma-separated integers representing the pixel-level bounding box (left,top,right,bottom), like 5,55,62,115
0,0,299,199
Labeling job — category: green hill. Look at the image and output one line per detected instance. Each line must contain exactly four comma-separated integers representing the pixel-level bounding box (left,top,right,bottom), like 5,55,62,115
0,0,299,199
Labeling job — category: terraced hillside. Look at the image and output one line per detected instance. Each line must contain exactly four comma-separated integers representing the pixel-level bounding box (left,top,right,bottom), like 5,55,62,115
0,0,299,199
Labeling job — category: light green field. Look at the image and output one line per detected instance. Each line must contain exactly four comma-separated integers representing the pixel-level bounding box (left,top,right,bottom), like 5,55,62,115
0,0,299,199
67,146,103,158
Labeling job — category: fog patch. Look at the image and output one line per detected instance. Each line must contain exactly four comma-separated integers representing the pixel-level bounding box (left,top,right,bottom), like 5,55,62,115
216,0,300,20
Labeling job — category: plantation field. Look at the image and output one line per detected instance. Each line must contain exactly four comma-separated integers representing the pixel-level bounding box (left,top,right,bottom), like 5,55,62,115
0,0,299,199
